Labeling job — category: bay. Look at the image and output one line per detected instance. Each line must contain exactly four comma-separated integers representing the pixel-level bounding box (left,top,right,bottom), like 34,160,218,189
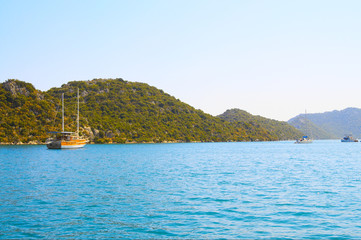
1,140,361,239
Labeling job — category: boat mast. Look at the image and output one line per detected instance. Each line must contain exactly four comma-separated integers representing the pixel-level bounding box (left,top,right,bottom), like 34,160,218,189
304,110,307,136
62,93,64,132
305,109,312,138
77,88,79,135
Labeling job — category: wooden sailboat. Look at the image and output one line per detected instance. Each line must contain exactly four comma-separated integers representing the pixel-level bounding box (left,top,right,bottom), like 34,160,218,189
46,89,87,149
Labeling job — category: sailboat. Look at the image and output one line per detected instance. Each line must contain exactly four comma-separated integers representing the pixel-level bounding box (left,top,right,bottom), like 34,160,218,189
46,89,87,149
295,110,313,144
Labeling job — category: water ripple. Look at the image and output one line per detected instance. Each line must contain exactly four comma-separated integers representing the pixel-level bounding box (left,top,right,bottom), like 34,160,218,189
1,141,361,239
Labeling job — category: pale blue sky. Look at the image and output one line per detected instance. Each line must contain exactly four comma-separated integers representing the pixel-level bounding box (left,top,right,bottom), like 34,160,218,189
1,0,361,121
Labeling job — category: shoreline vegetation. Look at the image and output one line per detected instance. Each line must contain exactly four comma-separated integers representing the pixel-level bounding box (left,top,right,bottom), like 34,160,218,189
0,139,299,145
0,78,303,145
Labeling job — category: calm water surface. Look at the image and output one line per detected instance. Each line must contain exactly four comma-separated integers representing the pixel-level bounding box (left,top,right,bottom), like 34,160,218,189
1,140,361,239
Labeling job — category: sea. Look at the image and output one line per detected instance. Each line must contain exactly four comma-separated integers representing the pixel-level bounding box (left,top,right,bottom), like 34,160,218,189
1,140,361,239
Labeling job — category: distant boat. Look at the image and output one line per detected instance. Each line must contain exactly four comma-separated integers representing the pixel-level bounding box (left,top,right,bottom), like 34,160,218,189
295,110,313,144
46,89,87,149
295,136,313,144
341,135,358,142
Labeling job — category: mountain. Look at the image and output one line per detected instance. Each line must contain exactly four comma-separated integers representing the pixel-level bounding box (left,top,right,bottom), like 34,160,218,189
218,109,303,140
287,116,336,139
1,78,304,144
288,108,361,139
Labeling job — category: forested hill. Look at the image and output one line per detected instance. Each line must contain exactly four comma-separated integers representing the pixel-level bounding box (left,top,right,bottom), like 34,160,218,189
218,109,302,140
1,78,302,144
0,80,58,143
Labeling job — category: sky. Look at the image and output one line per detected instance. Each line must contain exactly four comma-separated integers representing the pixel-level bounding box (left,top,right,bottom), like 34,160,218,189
1,0,361,121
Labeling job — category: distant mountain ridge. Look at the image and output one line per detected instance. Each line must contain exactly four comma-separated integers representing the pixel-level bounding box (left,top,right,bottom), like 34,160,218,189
288,108,361,139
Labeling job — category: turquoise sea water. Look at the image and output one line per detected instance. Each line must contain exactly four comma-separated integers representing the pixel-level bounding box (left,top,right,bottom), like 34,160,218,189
1,140,361,239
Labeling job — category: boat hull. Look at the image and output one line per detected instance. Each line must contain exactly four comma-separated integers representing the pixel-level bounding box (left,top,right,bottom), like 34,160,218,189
61,139,87,149
47,140,62,149
295,136,313,144
295,140,313,144
61,143,86,149
47,139,86,149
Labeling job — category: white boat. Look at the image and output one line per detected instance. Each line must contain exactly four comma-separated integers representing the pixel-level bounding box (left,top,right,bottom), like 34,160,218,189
341,135,358,142
295,136,313,144
46,89,87,149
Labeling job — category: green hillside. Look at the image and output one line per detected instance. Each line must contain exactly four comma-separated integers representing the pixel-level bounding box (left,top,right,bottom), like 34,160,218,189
46,78,277,143
0,80,58,143
1,78,303,144
218,109,303,140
